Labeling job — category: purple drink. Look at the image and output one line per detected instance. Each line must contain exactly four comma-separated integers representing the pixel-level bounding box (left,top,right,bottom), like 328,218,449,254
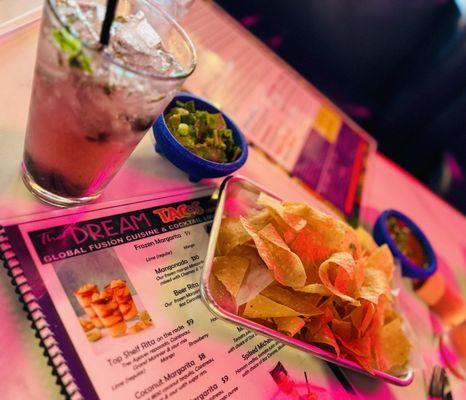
23,0,196,206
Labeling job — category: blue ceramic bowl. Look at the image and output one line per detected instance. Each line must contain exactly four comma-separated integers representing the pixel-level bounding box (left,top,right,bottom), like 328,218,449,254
373,209,437,279
152,93,248,182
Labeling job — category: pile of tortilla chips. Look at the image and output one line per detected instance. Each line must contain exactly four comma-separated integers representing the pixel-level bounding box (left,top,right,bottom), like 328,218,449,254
211,193,411,374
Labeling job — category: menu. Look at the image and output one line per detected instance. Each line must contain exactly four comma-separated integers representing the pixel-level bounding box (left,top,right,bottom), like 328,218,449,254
0,188,356,399
184,1,376,221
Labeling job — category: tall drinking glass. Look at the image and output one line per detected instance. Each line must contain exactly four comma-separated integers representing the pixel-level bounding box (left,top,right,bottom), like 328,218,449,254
22,0,196,206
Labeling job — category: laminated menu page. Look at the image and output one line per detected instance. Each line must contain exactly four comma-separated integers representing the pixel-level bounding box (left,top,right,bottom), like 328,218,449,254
0,188,356,400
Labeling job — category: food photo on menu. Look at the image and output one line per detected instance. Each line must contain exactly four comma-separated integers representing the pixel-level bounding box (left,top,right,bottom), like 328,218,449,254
58,249,154,348
0,1,465,400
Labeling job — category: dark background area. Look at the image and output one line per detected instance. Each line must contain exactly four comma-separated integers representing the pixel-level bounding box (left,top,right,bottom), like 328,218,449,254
215,0,466,214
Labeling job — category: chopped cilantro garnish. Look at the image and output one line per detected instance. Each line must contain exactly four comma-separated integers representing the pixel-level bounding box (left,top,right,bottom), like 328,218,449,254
52,27,92,74
166,101,241,163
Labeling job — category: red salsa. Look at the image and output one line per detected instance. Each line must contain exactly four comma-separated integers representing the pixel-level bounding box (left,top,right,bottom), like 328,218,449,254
386,216,428,268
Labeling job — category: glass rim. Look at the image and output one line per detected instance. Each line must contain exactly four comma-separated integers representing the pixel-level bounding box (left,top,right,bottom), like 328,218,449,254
46,0,197,81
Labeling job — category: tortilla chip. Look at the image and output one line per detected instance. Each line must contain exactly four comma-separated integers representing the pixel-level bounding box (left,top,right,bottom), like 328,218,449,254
366,295,385,334
349,300,376,338
366,244,395,281
330,301,351,320
367,296,390,370
229,244,265,267
377,318,411,371
212,256,249,297
383,302,400,325
274,316,305,336
336,334,372,359
305,323,340,356
359,267,389,304
230,245,275,305
354,259,366,293
257,192,307,232
267,210,301,245
258,223,290,249
243,294,304,318
331,319,353,342
288,217,362,286
261,283,322,316
252,194,290,241
216,211,272,256
248,208,273,230
341,223,363,260
208,273,237,314
296,283,332,296
241,218,307,288
318,252,360,305
285,203,361,261
355,227,377,255
289,227,336,269
216,217,250,256
334,269,351,294
306,306,334,336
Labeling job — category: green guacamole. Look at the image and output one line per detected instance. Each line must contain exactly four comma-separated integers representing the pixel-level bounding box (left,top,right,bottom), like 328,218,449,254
165,101,242,163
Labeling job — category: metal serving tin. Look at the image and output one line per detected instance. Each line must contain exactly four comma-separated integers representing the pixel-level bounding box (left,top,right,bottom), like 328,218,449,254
200,175,414,386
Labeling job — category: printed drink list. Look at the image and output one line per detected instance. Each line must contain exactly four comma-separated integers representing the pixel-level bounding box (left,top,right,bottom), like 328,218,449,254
3,189,352,400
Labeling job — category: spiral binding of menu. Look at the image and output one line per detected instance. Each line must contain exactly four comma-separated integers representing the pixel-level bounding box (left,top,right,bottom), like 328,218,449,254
0,226,83,400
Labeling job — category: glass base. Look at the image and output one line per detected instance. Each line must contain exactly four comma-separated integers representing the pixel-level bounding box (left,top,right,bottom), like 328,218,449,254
21,162,102,207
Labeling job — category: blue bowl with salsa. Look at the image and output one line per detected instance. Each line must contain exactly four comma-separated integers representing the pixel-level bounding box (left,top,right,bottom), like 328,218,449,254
373,209,437,279
152,93,248,182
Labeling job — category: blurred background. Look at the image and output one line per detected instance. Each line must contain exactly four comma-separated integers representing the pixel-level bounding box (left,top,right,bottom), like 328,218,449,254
215,0,466,214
